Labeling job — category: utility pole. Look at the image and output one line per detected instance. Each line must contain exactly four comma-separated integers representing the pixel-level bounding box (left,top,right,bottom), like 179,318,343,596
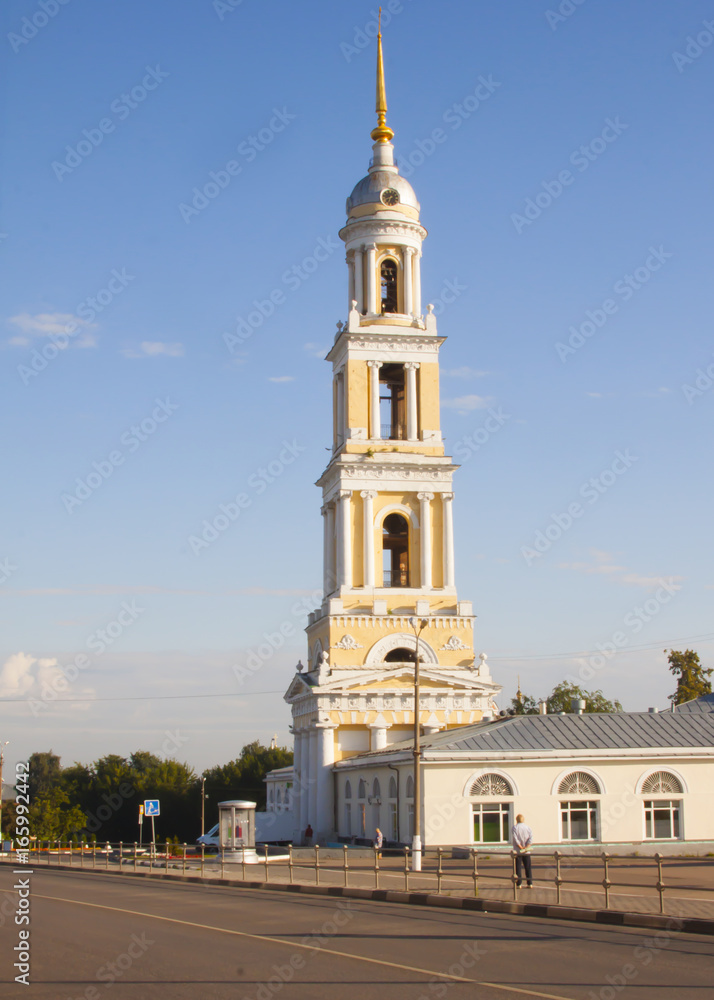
409,618,427,871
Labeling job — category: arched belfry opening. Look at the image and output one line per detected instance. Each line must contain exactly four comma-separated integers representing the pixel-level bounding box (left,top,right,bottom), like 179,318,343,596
380,258,398,314
382,512,409,587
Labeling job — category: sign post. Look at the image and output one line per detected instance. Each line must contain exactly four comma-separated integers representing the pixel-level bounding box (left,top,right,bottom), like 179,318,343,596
144,800,160,850
138,803,144,848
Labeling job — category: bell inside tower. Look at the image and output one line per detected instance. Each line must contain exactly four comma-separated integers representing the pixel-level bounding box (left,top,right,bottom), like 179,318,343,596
380,258,398,314
382,512,410,587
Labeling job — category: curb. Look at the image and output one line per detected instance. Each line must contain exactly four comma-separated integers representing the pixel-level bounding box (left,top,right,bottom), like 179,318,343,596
10,862,714,936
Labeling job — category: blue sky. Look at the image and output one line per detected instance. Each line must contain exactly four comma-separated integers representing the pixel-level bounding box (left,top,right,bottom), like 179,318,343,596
2,0,713,777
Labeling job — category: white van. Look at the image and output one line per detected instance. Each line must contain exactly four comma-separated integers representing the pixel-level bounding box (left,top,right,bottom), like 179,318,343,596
196,823,219,848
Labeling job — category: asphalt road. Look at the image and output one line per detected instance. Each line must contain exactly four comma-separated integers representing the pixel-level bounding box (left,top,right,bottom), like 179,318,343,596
1,868,712,999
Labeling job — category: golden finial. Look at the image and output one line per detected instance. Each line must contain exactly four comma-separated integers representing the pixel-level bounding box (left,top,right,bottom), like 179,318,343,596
371,8,394,144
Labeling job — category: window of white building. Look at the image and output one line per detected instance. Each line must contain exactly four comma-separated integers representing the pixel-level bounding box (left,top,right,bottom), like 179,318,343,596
560,801,598,841
644,800,681,840
469,773,514,844
388,776,398,841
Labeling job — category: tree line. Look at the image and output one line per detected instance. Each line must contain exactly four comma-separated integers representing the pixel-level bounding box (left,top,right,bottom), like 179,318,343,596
3,741,292,844
510,650,711,715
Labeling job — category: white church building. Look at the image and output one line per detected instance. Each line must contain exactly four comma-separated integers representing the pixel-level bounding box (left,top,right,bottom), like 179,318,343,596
259,31,714,855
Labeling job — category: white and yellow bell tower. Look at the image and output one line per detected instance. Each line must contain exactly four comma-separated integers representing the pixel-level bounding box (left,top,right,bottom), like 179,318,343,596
285,25,501,843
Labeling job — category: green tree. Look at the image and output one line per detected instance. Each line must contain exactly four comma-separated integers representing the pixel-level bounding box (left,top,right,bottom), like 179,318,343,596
667,649,712,705
509,692,539,715
27,751,62,802
546,681,622,715
203,741,293,821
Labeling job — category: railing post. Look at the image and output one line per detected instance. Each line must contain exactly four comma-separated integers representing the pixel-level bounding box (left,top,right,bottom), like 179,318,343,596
471,848,479,897
92,842,96,870
241,845,246,881
201,844,205,878
511,850,518,900
601,852,611,909
655,853,665,915
164,842,169,874
182,843,187,875
69,840,73,867
105,842,110,870
220,848,225,879
288,844,294,884
134,842,138,873
436,847,443,894
343,844,349,887
374,845,380,889
404,845,410,892
120,842,124,873
554,851,562,905
314,844,320,886
80,841,85,868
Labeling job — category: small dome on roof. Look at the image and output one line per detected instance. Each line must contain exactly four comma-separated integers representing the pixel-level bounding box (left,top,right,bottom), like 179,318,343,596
346,170,420,217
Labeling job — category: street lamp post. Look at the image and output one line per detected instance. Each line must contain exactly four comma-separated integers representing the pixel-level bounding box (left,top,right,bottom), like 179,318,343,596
409,617,427,871
201,776,206,837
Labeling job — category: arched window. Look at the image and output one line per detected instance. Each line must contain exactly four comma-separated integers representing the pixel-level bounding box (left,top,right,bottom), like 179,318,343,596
389,777,398,799
405,774,414,799
380,258,398,314
372,778,381,800
358,779,366,799
382,512,409,587
558,772,601,795
345,780,352,799
385,647,416,662
470,774,514,796
641,771,683,794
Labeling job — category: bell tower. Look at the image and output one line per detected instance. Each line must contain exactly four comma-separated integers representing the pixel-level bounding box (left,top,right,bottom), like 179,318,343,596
284,24,501,844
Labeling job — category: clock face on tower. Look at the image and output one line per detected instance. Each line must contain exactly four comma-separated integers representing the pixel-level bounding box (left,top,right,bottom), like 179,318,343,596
381,188,400,206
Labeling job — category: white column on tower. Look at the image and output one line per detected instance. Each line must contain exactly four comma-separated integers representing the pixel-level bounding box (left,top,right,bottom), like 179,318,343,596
325,503,336,594
418,492,434,589
336,490,352,588
442,492,455,588
335,367,345,445
308,728,318,829
347,255,355,313
366,244,377,315
403,247,415,316
354,247,364,313
404,362,420,441
413,251,422,317
316,723,336,836
292,730,304,836
367,361,382,439
360,491,377,587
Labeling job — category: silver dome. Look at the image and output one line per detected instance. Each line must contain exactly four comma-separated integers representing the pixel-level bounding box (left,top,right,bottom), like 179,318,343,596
346,170,420,216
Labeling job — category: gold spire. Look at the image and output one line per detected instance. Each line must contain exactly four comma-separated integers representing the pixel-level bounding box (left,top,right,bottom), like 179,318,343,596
371,8,394,144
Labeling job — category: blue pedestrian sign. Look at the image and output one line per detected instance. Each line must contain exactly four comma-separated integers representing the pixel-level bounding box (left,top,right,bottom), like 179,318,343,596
144,799,160,817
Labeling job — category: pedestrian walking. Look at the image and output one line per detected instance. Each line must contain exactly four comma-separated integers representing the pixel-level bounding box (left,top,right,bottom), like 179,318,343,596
374,827,383,858
511,813,533,888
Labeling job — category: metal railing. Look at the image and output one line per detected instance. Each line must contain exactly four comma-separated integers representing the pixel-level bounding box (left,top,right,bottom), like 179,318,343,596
24,842,714,917
382,570,410,588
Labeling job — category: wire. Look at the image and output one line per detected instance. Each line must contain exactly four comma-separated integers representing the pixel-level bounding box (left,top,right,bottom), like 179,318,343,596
489,632,714,662
0,689,285,705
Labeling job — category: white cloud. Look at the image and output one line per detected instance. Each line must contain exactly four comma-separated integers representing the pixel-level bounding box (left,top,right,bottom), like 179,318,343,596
268,376,295,383
7,312,97,348
443,366,489,379
0,651,94,709
121,342,184,359
303,342,329,359
442,394,491,416
558,550,682,590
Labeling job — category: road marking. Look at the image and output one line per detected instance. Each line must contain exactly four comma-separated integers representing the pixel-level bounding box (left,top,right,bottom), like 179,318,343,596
33,892,577,1000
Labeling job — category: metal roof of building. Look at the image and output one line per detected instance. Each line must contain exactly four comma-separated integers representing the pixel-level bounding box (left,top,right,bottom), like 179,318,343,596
673,693,714,713
343,711,714,763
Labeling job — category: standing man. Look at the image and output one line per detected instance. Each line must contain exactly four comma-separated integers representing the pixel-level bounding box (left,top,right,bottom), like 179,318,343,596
512,813,533,888
374,827,383,858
